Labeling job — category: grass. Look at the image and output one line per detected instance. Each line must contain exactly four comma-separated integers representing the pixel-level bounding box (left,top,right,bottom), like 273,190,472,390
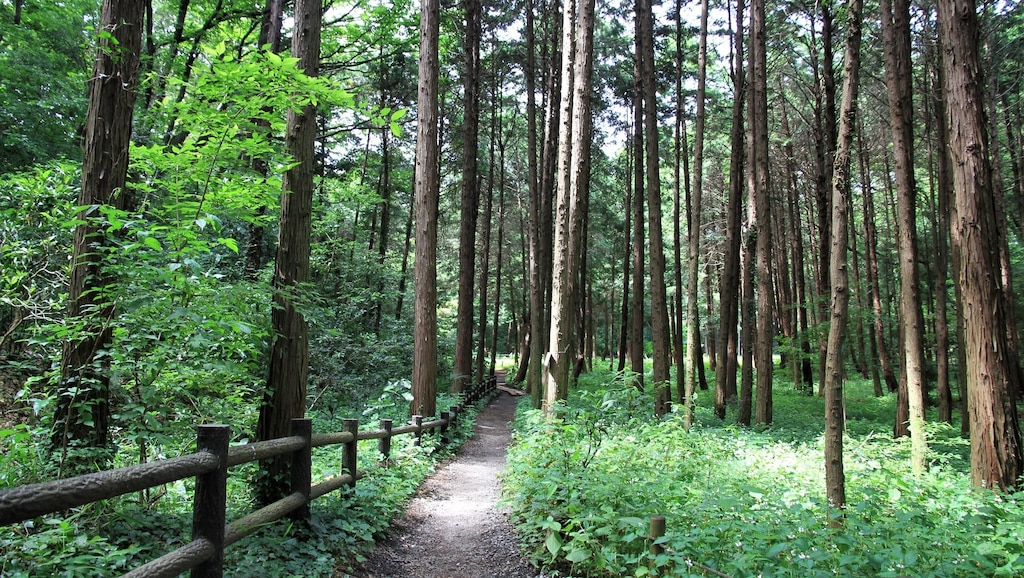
501,365,1024,577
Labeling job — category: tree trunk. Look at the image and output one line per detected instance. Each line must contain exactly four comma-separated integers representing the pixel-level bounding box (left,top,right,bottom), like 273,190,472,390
813,2,837,392
53,0,144,473
524,0,544,405
476,72,499,384
491,120,508,377
863,157,900,394
750,0,774,425
453,0,482,393
255,0,320,502
544,0,595,410
938,0,1024,491
717,0,746,420
618,159,632,374
779,93,814,393
930,19,954,423
637,0,671,416
881,0,927,472
630,82,646,390
683,0,709,426
824,0,864,515
411,0,441,419
672,0,686,408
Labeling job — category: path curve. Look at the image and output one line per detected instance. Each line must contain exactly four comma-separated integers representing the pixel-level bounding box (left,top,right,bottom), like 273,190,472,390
346,382,542,578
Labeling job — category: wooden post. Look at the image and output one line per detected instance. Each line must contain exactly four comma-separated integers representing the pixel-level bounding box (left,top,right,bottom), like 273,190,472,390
191,424,229,578
412,415,424,446
289,418,312,521
440,410,450,445
343,419,358,488
379,418,393,463
649,515,666,556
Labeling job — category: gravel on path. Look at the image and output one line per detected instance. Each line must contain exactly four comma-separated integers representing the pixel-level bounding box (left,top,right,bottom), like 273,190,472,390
344,387,543,578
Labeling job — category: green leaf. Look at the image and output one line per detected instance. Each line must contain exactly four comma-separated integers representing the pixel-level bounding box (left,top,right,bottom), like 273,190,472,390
566,548,591,563
218,237,239,253
545,532,562,556
143,236,163,251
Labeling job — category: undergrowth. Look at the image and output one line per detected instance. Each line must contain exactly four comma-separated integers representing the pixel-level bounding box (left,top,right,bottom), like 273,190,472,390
501,368,1024,577
0,389,488,577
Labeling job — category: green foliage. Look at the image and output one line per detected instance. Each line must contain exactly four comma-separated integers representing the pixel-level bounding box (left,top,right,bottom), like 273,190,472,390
0,162,78,353
503,369,1024,577
0,514,142,577
0,0,93,172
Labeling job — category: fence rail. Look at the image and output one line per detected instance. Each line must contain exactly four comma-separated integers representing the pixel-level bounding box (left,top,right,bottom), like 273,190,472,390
0,375,498,578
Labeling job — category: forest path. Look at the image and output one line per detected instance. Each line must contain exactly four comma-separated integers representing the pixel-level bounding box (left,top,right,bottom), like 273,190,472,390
345,372,543,578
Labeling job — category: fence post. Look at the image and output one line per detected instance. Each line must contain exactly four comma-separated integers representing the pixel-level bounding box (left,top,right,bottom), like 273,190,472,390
449,405,460,429
290,418,312,521
343,418,359,488
191,424,229,578
439,410,450,446
649,515,666,556
412,415,423,446
379,418,393,464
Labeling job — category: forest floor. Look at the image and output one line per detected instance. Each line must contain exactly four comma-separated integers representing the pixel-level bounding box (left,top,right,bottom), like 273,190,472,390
345,376,545,578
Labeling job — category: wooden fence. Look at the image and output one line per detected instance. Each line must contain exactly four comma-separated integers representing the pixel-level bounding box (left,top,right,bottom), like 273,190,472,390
0,376,498,578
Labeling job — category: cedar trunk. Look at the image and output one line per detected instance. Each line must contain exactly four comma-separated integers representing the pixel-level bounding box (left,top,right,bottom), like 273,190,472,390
824,0,864,514
255,0,320,500
638,0,672,415
750,0,774,425
716,0,746,419
54,0,145,472
411,0,441,419
453,0,482,393
938,0,1024,490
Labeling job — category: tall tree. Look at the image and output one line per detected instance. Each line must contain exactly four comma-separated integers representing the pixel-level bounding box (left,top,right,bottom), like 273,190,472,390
544,0,596,409
812,0,837,391
937,0,1024,491
929,18,955,424
52,0,145,472
255,0,321,499
750,0,773,425
823,0,864,515
638,0,672,416
411,0,441,419
453,0,482,393
716,0,746,420
684,0,710,427
880,0,927,473
630,77,646,390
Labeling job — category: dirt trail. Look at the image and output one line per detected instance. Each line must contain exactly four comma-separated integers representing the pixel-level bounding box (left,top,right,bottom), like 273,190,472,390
346,376,542,578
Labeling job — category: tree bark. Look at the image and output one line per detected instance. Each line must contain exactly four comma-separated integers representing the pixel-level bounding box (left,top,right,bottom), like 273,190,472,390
255,0,320,502
54,0,145,473
824,0,863,515
938,0,1024,491
717,0,746,420
750,0,774,425
411,0,441,419
637,0,671,416
881,0,927,473
930,19,954,423
813,2,837,392
544,0,596,410
630,73,646,391
453,0,482,393
683,0,709,426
